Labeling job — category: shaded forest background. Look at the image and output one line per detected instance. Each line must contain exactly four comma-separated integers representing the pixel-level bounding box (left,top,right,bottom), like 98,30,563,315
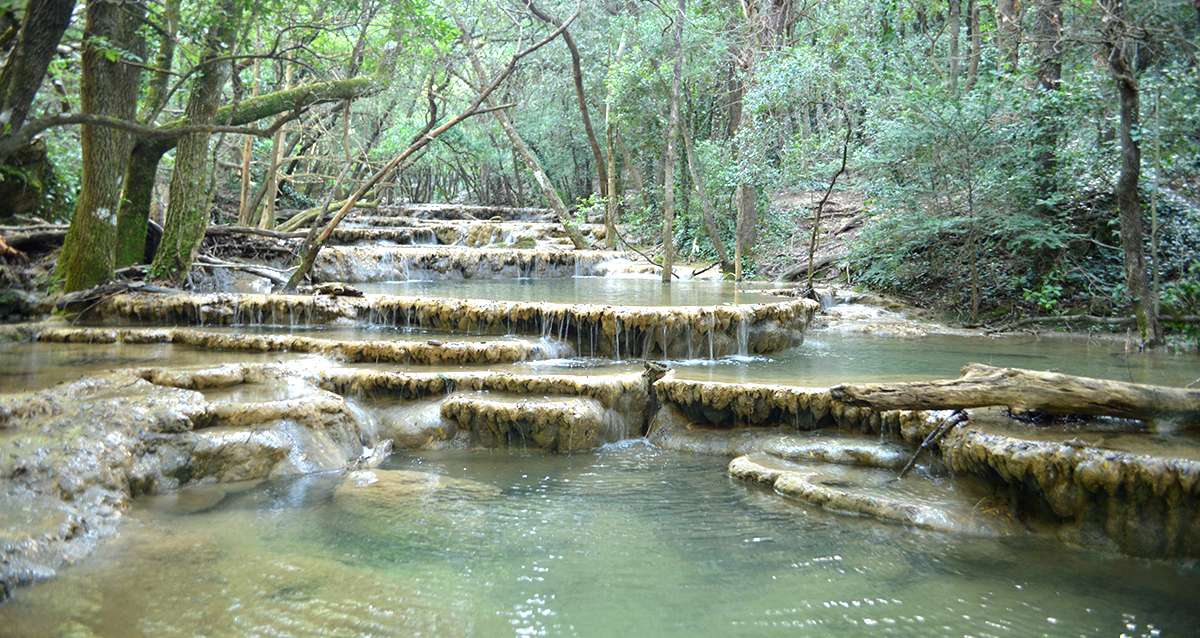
0,0,1196,344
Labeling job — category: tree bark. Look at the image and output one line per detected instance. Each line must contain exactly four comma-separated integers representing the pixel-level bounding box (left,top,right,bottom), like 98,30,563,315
965,0,980,89
56,0,145,291
0,0,75,137
660,0,685,282
525,1,607,197
1101,0,1162,347
138,0,181,125
150,0,242,283
948,0,961,93
681,114,731,273
996,0,1022,71
1033,0,1062,216
830,363,1200,424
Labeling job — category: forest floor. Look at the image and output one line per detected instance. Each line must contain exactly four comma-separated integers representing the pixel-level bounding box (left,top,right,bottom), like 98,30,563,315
756,189,865,284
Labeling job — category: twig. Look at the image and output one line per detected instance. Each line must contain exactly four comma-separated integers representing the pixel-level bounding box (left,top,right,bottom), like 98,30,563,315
611,223,679,279
894,410,967,481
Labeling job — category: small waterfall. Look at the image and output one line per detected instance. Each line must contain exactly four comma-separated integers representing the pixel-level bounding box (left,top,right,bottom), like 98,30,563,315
707,311,716,360
737,312,750,357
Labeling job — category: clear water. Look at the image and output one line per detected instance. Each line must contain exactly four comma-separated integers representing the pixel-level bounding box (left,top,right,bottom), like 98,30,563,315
355,277,786,307
3,446,1196,637
668,331,1200,387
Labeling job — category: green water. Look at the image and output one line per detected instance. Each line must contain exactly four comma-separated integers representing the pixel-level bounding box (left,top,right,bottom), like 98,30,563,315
3,446,1196,637
356,277,785,306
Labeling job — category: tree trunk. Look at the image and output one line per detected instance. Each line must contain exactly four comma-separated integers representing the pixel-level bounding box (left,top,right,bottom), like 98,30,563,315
965,0,981,89
733,183,755,281
605,122,619,249
236,55,261,226
996,0,1022,71
150,0,242,283
681,115,731,273
117,76,380,262
0,0,75,137
526,1,607,197
948,0,961,93
258,63,292,230
616,131,648,213
1101,0,1162,347
56,0,145,291
660,0,685,283
1033,0,1062,216
138,0,181,125
830,363,1200,424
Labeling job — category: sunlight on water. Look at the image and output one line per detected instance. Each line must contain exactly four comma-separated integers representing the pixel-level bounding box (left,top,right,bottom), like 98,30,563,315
3,447,1197,636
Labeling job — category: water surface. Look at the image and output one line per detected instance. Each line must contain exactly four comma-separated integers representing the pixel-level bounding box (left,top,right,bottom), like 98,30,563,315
2,446,1195,636
356,277,785,307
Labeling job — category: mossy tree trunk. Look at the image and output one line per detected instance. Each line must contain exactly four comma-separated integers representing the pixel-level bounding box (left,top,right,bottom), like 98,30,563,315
681,110,731,274
149,0,242,283
0,0,76,137
117,76,378,265
56,0,145,291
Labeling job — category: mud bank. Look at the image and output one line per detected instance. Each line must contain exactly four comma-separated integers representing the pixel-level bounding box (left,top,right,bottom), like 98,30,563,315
20,325,566,365
311,246,617,282
85,292,819,358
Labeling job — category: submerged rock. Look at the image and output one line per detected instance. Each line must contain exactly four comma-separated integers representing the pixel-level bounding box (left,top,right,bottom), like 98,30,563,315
333,469,500,507
729,453,1014,536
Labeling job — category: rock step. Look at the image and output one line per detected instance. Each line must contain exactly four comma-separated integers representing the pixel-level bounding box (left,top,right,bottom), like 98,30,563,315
440,392,618,453
367,203,554,221
729,453,1015,536
28,326,567,365
312,245,621,282
90,292,817,359
341,218,608,248
648,405,910,469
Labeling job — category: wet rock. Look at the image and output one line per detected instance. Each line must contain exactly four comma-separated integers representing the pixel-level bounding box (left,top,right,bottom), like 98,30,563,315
440,392,615,453
730,453,1014,536
87,291,818,359
32,325,559,366
649,405,910,469
311,245,615,282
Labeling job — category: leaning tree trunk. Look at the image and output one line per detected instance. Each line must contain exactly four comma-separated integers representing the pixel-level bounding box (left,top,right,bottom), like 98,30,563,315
1102,0,1162,347
56,0,145,291
462,34,588,250
0,0,76,142
526,1,607,197
150,0,242,283
660,0,685,283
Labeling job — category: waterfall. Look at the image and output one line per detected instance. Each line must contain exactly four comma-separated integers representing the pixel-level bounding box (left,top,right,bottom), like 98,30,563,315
737,312,750,357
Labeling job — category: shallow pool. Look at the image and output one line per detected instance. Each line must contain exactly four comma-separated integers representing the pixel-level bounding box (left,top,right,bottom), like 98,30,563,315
3,445,1196,636
356,277,785,307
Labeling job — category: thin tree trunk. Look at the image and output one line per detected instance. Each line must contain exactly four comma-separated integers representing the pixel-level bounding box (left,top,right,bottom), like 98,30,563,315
948,0,961,93
965,0,980,90
237,55,261,226
0,0,75,138
526,1,607,197
1033,0,1063,216
150,0,242,283
661,0,685,282
1101,0,1162,347
258,63,291,229
681,114,731,272
616,131,648,213
996,0,1022,71
138,0,181,125
56,1,145,291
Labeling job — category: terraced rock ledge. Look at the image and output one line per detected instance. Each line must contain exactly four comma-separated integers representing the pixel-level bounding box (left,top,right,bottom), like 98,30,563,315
84,292,819,358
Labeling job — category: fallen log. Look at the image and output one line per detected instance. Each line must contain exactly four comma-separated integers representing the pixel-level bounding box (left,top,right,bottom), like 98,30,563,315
830,363,1200,424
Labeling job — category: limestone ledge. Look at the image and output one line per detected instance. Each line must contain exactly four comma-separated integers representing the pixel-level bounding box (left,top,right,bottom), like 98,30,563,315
939,417,1200,558
27,325,564,365
311,245,619,282
88,292,818,358
373,203,554,221
653,377,929,435
729,454,1013,536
